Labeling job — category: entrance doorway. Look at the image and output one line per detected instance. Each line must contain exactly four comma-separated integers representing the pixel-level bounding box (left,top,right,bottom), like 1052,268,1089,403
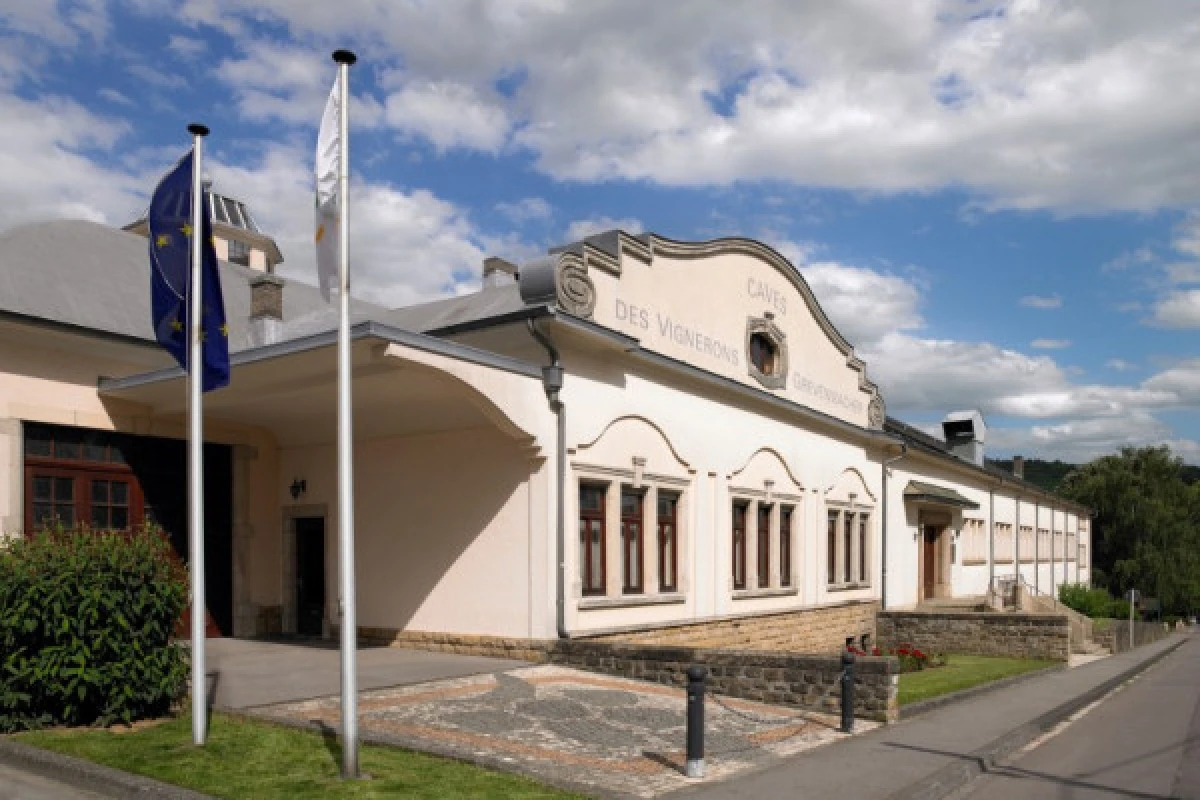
922,525,940,600
294,517,325,637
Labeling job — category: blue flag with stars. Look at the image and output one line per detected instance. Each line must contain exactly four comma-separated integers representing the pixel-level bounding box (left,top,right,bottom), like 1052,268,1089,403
148,150,230,391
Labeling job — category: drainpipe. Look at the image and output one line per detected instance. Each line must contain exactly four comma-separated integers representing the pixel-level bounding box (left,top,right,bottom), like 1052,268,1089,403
880,443,907,611
528,319,568,639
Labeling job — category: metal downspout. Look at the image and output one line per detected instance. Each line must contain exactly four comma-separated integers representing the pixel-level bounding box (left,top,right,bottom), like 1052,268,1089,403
880,443,907,611
528,319,568,639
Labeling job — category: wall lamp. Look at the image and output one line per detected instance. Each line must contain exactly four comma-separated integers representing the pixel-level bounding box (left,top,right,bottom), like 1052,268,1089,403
289,478,307,501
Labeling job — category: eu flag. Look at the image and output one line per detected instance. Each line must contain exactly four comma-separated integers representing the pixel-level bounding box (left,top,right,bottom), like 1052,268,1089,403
148,150,230,391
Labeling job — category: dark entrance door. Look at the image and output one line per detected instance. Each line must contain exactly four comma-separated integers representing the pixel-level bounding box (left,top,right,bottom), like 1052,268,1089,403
923,525,939,600
295,517,325,636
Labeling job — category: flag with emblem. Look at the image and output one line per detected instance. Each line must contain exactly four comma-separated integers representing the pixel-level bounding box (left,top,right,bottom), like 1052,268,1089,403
314,72,340,300
148,150,231,391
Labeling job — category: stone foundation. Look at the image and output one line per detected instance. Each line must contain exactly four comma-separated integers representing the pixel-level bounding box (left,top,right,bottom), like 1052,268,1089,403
877,610,1069,661
584,600,879,653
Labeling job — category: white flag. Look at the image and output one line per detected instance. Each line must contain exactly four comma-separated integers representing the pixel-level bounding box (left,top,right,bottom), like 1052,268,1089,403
314,74,340,301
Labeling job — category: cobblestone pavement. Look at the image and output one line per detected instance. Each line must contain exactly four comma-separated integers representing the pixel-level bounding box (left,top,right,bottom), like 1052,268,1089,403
257,665,876,798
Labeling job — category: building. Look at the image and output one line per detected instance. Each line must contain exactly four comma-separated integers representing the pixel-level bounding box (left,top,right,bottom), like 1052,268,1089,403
0,210,1090,649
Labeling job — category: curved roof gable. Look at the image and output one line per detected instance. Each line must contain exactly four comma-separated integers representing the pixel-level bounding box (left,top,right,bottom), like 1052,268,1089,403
519,229,884,430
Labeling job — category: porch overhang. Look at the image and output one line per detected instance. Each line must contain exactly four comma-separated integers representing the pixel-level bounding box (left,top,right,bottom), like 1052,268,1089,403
902,480,980,510
97,321,550,453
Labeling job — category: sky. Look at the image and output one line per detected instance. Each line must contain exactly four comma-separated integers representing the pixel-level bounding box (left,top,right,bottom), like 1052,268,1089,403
1,0,1198,464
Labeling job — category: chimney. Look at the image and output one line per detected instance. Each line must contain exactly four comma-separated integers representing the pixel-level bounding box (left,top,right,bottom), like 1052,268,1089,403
941,410,987,467
1013,455,1025,480
249,273,284,347
482,256,519,288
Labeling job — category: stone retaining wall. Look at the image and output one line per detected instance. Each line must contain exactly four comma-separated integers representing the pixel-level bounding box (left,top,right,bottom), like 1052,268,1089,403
877,610,1070,661
585,600,879,654
1093,619,1172,654
550,639,899,722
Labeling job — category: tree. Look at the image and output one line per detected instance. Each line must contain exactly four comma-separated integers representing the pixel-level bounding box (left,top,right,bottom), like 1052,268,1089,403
1058,446,1200,617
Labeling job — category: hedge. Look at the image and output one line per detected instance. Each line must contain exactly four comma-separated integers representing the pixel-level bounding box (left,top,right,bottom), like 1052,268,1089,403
0,524,189,732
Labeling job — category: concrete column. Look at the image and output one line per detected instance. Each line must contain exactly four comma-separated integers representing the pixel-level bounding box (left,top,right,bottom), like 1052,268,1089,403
231,444,259,637
0,418,21,538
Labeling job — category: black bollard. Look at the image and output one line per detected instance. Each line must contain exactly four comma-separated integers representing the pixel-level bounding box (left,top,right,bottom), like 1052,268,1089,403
840,648,856,733
686,665,707,778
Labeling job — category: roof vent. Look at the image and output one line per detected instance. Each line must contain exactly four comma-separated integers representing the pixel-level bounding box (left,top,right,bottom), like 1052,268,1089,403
941,410,986,467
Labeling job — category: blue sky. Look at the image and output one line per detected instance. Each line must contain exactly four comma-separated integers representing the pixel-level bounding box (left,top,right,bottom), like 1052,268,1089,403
1,0,1198,463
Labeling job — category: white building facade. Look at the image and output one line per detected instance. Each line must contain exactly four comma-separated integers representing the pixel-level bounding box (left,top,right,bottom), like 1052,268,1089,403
0,219,1090,648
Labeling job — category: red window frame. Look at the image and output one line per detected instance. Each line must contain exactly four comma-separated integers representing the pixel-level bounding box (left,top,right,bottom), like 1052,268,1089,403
757,504,771,588
620,489,644,594
657,491,678,593
579,484,607,596
732,501,748,590
24,464,144,534
780,506,793,587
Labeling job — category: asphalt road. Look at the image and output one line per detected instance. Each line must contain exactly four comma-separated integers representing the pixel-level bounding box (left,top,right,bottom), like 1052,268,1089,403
0,764,107,800
965,635,1200,800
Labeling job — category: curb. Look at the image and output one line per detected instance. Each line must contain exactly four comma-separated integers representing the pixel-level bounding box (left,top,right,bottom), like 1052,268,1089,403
0,736,214,799
887,635,1187,800
900,663,1067,719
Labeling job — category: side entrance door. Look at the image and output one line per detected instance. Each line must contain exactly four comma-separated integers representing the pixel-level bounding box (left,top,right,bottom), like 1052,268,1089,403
923,525,939,600
295,517,326,637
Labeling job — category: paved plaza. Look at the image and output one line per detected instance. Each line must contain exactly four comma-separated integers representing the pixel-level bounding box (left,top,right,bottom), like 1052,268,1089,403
257,664,872,797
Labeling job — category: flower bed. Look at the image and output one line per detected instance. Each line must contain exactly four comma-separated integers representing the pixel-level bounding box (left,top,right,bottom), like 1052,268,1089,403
847,643,947,673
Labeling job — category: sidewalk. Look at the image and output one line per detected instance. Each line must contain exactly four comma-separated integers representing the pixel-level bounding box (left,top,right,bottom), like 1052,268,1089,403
675,634,1187,800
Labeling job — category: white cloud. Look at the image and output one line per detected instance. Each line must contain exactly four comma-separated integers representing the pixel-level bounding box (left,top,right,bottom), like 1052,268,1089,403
126,63,187,90
167,34,207,60
1020,294,1062,309
1105,358,1136,371
800,261,923,347
97,87,132,106
1151,289,1200,328
215,41,384,127
564,215,644,242
207,143,507,308
1031,338,1071,350
384,80,509,153
495,197,552,224
142,0,1200,212
0,0,108,46
0,92,144,229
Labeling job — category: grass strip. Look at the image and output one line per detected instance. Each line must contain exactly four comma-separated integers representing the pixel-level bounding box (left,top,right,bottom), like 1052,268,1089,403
17,712,582,799
898,655,1059,706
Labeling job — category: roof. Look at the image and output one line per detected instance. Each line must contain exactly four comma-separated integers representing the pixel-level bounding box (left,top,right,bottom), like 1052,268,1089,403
0,219,385,351
886,416,1089,513
903,480,981,510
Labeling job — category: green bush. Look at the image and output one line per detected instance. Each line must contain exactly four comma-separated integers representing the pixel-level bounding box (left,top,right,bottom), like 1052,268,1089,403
0,524,189,732
1059,582,1130,619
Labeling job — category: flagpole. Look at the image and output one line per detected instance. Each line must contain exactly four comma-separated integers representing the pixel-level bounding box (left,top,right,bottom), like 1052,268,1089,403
332,48,359,780
186,122,209,747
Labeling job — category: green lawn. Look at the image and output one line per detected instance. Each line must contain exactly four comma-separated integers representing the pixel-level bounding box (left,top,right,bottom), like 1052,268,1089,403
898,655,1059,706
16,713,581,799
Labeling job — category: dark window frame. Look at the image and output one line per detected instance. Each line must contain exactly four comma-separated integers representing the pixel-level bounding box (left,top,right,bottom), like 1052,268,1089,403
732,501,748,590
780,505,793,587
657,491,679,593
579,483,607,597
620,488,645,595
25,464,142,533
827,510,838,584
757,503,771,588
858,513,869,584
843,511,854,584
